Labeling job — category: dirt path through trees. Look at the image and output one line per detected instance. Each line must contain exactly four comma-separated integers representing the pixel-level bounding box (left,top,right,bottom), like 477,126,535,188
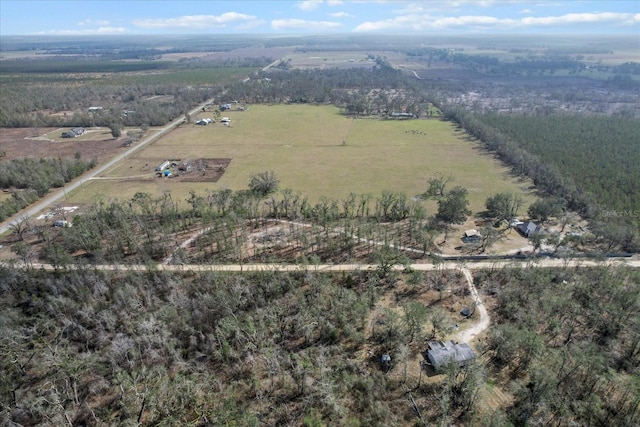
455,267,490,343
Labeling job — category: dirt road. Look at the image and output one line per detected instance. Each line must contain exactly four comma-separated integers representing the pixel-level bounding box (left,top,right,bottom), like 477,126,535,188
12,257,639,273
456,268,490,343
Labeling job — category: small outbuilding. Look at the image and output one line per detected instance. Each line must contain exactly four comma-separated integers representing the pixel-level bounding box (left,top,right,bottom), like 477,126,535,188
462,229,482,244
425,340,476,371
156,160,171,171
196,118,213,125
516,221,541,238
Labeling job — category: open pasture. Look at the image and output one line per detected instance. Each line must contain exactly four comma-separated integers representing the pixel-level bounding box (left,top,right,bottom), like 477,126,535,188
86,104,535,213
286,50,376,69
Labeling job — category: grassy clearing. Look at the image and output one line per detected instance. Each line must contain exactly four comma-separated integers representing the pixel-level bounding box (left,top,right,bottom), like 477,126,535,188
75,104,535,213
0,192,11,203
287,50,374,68
66,179,214,207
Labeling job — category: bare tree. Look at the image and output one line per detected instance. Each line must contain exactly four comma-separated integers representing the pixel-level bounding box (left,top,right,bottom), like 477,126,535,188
9,215,31,241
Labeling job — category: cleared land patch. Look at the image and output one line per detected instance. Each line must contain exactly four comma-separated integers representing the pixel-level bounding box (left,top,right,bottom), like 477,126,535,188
67,104,534,214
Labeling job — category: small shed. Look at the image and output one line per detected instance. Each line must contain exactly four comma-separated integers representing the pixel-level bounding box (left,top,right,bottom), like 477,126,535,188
462,229,482,244
425,340,476,371
516,221,541,238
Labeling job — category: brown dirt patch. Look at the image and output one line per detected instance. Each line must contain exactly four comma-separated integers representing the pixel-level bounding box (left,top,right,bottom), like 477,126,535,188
0,127,125,162
157,158,231,182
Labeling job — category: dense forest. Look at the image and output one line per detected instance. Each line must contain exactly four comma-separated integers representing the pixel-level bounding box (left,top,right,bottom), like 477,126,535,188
476,265,640,426
477,113,640,225
438,107,640,251
0,82,222,128
1,260,638,425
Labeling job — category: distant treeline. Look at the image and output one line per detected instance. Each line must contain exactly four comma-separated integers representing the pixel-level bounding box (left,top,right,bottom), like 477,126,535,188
225,65,421,111
0,82,223,127
404,46,640,78
0,56,273,74
0,59,174,74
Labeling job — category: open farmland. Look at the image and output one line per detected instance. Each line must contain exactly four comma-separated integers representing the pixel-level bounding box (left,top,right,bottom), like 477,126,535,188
71,104,535,213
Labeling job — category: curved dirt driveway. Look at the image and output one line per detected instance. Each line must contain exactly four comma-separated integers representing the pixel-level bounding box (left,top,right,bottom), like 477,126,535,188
456,267,490,343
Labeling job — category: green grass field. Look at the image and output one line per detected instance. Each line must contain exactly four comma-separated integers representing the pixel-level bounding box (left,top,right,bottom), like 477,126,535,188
76,104,535,213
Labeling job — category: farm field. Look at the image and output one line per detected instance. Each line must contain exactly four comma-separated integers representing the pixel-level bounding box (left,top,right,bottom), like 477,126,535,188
70,104,536,214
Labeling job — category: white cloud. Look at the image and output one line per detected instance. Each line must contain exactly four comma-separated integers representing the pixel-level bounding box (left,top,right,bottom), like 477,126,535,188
272,18,342,31
298,0,343,11
133,13,257,29
519,9,533,15
329,12,353,18
298,0,323,11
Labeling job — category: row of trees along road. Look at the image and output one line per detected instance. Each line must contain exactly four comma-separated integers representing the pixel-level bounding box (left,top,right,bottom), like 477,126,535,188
10,169,634,269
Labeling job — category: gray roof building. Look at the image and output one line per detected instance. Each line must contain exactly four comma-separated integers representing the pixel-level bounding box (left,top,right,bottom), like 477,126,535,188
61,127,85,138
426,340,476,371
516,221,541,238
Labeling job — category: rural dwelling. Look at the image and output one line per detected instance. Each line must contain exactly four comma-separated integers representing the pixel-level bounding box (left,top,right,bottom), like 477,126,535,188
196,118,213,125
516,221,542,238
426,340,476,371
88,106,102,112
61,127,85,138
462,229,482,244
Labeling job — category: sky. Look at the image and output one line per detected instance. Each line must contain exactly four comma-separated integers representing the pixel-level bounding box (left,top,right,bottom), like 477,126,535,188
0,0,639,36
